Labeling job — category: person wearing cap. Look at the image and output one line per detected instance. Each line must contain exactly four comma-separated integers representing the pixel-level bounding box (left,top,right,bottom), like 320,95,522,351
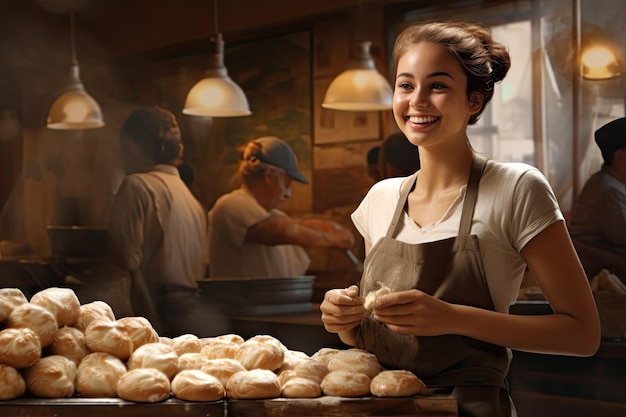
569,117,626,283
107,106,226,336
208,136,355,278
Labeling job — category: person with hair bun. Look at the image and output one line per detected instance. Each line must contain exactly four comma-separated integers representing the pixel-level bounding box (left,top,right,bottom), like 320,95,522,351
108,107,226,338
208,136,355,278
320,20,600,417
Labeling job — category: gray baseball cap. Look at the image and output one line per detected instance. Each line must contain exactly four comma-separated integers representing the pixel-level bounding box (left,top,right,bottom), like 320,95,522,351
251,136,308,184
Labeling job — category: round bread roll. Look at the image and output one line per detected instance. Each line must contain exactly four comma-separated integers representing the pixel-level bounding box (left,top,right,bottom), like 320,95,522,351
24,355,77,398
116,368,171,403
116,316,159,350
201,358,246,387
278,349,310,373
6,303,58,347
75,352,127,398
0,288,28,322
177,352,209,372
30,287,80,327
84,319,133,360
74,301,115,332
0,364,26,400
278,369,297,386
328,348,382,379
0,327,41,368
370,370,427,397
127,342,179,380
320,370,371,397
170,333,202,356
310,347,339,365
171,369,225,402
281,376,322,398
292,359,330,384
212,333,245,345
226,369,281,399
235,337,285,371
50,326,91,365
201,338,240,360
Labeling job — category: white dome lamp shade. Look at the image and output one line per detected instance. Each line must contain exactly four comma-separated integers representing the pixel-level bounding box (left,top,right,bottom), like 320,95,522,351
183,33,251,117
582,45,621,81
47,12,104,130
322,41,393,111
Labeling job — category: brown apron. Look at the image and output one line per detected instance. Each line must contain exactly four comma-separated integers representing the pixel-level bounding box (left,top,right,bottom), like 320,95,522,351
355,155,516,417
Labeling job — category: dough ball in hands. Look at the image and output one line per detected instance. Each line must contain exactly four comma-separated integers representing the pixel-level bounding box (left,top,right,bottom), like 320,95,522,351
226,369,282,399
84,319,133,360
363,281,392,312
235,335,285,371
170,333,202,356
171,369,225,402
201,358,246,388
6,303,58,347
0,288,28,322
127,342,179,380
74,301,115,332
30,287,80,327
370,370,427,397
0,327,41,369
328,348,382,379
75,352,127,398
49,326,91,365
0,364,26,400
24,355,77,398
116,368,171,403
320,370,371,397
281,376,322,398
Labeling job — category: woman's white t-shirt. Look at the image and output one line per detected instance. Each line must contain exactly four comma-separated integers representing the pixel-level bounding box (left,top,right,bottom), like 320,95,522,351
351,160,564,312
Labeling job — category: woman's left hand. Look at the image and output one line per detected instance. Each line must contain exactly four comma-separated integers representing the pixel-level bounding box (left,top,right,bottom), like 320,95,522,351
371,289,457,336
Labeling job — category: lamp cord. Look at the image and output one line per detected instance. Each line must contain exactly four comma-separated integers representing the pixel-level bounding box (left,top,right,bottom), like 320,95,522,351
70,11,77,65
213,0,219,34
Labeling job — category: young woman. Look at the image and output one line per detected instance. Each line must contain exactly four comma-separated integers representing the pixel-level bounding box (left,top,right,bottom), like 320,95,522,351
320,20,600,417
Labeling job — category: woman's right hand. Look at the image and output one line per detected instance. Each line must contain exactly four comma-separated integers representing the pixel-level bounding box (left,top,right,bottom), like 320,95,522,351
320,285,367,340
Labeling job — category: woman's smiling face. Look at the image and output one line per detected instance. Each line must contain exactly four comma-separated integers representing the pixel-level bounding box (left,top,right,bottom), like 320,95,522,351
393,41,481,150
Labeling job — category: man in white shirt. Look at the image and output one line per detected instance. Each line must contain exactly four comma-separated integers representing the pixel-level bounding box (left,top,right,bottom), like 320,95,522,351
209,136,355,278
108,107,226,336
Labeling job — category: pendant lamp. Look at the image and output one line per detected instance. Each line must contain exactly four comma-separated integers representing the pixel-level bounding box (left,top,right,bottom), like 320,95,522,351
581,45,621,80
322,40,393,111
183,0,251,117
47,12,105,130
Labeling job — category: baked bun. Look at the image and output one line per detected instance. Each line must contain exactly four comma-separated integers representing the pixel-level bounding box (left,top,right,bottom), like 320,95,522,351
201,358,246,387
0,288,28,322
281,376,322,398
127,342,179,380
49,326,90,365
0,327,41,368
30,287,80,327
292,359,330,384
310,347,339,365
235,335,285,371
328,348,382,378
201,338,239,360
170,334,202,356
177,352,209,372
84,319,133,360
6,303,58,347
278,349,310,373
171,369,225,402
116,316,159,350
75,352,127,398
226,369,281,399
24,355,77,398
212,333,245,345
116,368,171,403
74,301,115,332
320,370,371,397
370,370,427,397
0,364,26,400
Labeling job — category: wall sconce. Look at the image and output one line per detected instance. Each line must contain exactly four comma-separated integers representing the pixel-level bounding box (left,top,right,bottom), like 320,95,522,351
183,0,251,117
47,12,105,130
581,45,621,80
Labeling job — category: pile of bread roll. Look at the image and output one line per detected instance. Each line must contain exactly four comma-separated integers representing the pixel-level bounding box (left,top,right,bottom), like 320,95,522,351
0,287,426,402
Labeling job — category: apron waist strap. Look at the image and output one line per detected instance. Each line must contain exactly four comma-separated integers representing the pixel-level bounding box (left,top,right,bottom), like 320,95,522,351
423,366,507,389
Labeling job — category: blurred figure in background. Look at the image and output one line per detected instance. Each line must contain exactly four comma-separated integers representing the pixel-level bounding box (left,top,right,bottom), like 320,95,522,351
108,107,225,337
208,136,355,278
380,132,421,178
366,145,382,182
569,117,626,283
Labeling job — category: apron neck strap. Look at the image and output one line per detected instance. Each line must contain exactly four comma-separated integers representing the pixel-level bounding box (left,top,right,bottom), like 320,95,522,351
385,154,488,238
